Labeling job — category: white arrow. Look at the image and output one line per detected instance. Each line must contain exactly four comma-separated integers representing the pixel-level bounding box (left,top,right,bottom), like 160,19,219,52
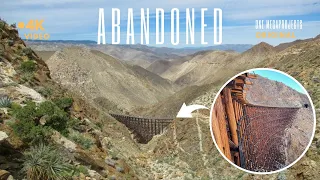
176,103,209,118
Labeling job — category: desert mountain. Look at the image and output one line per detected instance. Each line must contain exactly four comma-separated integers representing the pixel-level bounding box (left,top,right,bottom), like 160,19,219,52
275,34,320,51
145,51,202,75
245,75,309,107
28,40,253,68
156,42,276,89
46,47,175,113
93,44,182,68
28,42,183,68
133,83,215,118
146,60,173,75
161,50,239,88
225,42,277,70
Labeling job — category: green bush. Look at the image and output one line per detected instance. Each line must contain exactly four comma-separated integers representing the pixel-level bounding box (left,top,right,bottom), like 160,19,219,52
53,97,73,110
10,23,16,28
75,165,89,176
67,118,81,130
38,87,53,98
10,101,71,144
69,131,94,149
37,101,69,134
11,101,51,144
12,119,52,144
20,60,36,72
22,144,74,180
0,21,5,29
0,96,12,108
20,72,34,83
22,47,33,56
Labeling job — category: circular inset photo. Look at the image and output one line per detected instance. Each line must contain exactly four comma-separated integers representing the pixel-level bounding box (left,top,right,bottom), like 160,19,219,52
210,68,316,174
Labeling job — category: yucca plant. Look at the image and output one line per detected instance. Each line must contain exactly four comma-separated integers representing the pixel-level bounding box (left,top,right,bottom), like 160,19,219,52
22,144,74,180
0,95,12,108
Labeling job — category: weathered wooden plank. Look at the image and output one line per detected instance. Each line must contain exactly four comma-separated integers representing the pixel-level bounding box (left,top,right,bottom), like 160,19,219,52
211,108,224,152
223,88,240,165
214,94,233,161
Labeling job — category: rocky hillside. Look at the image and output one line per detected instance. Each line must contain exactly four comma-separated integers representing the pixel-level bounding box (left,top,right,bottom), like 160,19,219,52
158,42,276,89
245,75,309,107
0,20,141,180
162,50,239,88
46,47,175,113
275,35,320,52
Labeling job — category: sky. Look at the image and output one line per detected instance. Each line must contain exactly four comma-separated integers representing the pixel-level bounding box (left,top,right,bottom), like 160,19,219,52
1,0,320,47
251,70,306,94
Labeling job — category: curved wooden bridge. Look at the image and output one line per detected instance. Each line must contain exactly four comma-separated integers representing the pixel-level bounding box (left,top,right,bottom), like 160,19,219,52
110,114,173,143
211,73,304,172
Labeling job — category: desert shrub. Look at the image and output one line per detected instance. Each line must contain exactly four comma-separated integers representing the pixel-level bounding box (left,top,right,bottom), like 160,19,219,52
0,21,5,29
53,97,73,110
11,101,51,144
75,165,89,176
11,101,71,144
20,72,34,83
37,101,70,134
69,131,94,149
95,121,103,129
12,119,52,144
0,96,12,108
67,118,81,130
38,87,53,98
10,23,16,28
22,47,33,56
20,60,36,72
22,144,74,180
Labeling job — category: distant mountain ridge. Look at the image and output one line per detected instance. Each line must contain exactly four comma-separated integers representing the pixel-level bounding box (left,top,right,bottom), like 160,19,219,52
27,40,253,68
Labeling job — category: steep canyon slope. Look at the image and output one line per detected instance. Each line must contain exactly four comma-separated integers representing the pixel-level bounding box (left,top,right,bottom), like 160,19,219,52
46,47,175,113
0,20,141,179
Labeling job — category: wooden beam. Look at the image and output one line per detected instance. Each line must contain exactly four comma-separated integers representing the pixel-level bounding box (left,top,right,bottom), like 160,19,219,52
247,74,257,79
234,84,243,90
222,88,241,165
211,108,224,153
222,88,239,145
234,78,245,85
231,89,242,93
214,94,232,161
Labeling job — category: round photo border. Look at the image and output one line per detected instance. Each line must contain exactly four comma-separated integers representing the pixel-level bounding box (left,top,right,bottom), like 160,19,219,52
209,68,317,175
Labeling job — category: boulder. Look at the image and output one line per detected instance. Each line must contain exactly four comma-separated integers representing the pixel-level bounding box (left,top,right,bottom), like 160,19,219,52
88,169,103,179
0,170,10,180
0,131,8,142
51,131,77,152
105,158,116,168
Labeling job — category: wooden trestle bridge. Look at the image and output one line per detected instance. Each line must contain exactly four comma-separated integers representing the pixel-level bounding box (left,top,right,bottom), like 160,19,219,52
211,73,300,172
110,114,173,143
